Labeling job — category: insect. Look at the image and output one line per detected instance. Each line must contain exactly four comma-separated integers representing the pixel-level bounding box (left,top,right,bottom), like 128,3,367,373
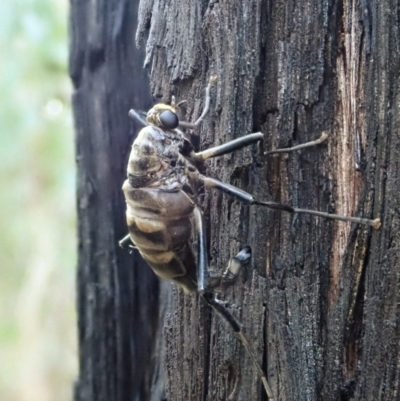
120,77,380,399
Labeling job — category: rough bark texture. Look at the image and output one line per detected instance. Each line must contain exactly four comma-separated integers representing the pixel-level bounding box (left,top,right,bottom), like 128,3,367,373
71,0,400,400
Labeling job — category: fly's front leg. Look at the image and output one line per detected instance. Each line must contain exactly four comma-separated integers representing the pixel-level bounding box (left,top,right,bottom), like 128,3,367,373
128,109,148,126
178,76,217,129
119,234,138,252
187,168,381,228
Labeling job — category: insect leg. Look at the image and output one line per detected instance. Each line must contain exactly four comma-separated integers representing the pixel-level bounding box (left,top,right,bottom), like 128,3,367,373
118,234,138,251
208,247,252,292
187,170,381,228
202,292,274,400
178,76,217,129
194,131,328,161
264,131,328,155
119,234,132,249
195,133,263,160
193,205,208,292
193,202,253,292
128,109,149,127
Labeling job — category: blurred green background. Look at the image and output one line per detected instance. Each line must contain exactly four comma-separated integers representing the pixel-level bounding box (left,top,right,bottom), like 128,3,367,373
0,0,77,400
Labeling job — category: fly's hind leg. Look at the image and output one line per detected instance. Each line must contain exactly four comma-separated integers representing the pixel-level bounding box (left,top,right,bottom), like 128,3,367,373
202,292,274,399
187,168,381,229
208,246,252,293
193,207,273,398
193,204,252,293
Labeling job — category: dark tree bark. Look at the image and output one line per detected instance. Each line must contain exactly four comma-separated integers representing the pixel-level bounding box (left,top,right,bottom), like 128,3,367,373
70,1,164,400
71,0,400,400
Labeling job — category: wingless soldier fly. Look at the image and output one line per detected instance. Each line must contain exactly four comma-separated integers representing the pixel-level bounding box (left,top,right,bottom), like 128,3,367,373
120,77,380,400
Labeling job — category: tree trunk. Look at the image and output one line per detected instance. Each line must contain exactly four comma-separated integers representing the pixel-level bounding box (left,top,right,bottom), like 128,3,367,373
70,1,164,400
71,0,400,400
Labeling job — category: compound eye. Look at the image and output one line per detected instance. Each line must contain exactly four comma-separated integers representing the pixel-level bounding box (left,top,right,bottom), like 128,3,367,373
159,110,179,129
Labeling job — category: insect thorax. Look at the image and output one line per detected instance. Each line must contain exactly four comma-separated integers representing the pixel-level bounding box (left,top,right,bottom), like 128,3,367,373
127,125,188,189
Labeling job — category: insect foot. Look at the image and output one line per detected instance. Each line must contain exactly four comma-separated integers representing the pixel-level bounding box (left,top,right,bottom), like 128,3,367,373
208,246,252,293
202,292,274,400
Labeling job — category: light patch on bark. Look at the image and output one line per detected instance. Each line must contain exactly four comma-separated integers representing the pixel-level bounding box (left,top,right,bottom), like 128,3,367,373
330,2,366,306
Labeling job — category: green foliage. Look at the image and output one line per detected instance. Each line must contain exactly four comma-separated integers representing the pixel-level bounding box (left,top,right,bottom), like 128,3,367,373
0,0,77,400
